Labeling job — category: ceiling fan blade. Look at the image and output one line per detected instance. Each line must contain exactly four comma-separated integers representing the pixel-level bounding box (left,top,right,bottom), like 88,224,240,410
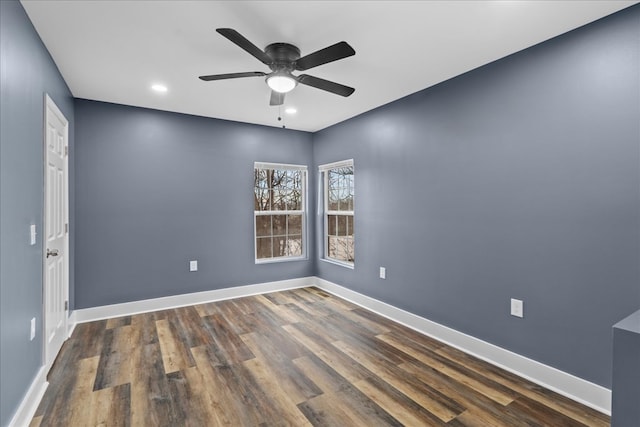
297,74,355,97
199,71,266,81
216,28,272,65
269,91,285,106
295,41,355,71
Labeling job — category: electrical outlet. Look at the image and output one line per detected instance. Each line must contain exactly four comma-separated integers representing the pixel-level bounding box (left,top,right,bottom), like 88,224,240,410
379,267,386,279
189,260,198,272
30,317,36,340
510,298,524,318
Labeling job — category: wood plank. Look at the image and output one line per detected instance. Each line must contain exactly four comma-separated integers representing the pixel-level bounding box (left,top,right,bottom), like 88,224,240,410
94,324,137,390
435,345,610,427
41,356,99,426
87,383,130,426
333,339,464,422
283,323,372,383
156,318,194,373
194,346,281,425
201,313,254,365
378,332,517,405
241,331,322,403
293,355,402,426
505,396,590,427
353,376,449,426
398,360,530,427
242,357,314,426
105,316,131,329
130,342,182,426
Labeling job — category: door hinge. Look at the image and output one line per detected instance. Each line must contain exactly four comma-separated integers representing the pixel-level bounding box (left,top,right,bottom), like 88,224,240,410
65,223,68,234
64,301,68,311
64,146,68,156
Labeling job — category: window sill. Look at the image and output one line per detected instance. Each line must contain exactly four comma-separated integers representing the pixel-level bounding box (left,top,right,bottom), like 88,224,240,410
255,256,307,265
320,258,354,270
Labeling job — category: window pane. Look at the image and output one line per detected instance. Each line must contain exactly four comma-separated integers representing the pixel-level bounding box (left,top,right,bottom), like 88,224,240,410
289,188,302,211
272,189,286,210
272,169,286,187
337,215,347,236
347,215,354,236
328,236,354,262
272,214,286,236
255,215,272,237
254,168,271,211
328,215,337,236
254,187,269,211
328,189,339,210
256,237,272,259
287,237,302,257
273,236,287,257
287,170,300,189
288,214,302,235
328,170,339,192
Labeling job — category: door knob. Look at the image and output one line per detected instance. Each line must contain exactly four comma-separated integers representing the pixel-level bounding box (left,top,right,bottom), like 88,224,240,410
46,248,59,258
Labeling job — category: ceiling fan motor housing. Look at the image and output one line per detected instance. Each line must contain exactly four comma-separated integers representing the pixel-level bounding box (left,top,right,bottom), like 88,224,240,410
265,43,301,72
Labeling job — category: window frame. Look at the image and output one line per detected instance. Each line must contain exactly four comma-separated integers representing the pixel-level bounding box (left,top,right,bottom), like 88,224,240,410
319,159,355,268
253,162,308,264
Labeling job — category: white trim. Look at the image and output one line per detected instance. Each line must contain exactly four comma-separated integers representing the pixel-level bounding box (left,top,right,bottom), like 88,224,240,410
320,257,354,269
254,161,307,171
73,277,315,323
255,255,307,265
67,310,77,338
313,277,612,415
8,366,48,427
318,158,354,171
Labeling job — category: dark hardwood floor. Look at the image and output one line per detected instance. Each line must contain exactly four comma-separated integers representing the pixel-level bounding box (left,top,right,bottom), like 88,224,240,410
31,287,610,426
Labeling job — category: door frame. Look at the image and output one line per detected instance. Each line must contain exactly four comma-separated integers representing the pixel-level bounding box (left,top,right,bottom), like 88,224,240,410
43,93,70,369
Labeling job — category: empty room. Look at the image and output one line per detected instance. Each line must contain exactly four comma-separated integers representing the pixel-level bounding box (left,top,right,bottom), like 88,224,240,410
1,1,639,426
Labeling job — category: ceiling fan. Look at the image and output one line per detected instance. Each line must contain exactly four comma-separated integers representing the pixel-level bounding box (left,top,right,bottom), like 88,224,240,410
199,28,356,106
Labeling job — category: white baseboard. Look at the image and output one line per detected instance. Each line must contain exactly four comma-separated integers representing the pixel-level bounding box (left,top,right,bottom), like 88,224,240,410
73,276,315,324
8,366,48,427
313,277,612,415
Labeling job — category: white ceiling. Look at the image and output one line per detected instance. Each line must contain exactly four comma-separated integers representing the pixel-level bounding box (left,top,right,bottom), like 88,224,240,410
21,1,636,132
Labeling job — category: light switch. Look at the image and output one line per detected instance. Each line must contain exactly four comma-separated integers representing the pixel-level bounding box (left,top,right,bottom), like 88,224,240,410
30,224,37,245
30,317,36,340
379,267,386,279
511,298,524,318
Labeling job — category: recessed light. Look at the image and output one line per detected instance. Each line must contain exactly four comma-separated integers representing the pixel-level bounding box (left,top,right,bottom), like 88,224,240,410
151,84,168,93
285,107,297,114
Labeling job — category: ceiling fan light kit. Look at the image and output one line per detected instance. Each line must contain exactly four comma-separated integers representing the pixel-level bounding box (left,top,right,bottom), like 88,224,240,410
199,28,355,106
266,73,297,93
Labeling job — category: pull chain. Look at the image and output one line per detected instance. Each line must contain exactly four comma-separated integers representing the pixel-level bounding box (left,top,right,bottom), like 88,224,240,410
277,105,286,129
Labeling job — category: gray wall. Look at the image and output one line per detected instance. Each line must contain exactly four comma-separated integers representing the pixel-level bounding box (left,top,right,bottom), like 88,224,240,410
74,100,314,308
0,1,75,425
313,5,640,388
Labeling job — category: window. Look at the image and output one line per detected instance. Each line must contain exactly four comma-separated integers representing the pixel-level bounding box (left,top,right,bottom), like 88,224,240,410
254,162,307,263
320,160,354,267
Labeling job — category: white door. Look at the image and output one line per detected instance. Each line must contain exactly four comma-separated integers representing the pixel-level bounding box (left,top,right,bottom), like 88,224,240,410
44,94,69,369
